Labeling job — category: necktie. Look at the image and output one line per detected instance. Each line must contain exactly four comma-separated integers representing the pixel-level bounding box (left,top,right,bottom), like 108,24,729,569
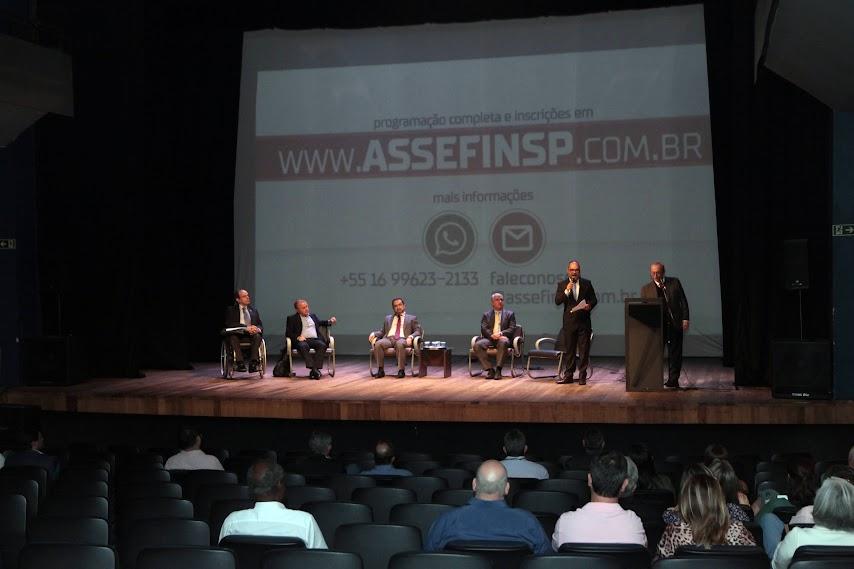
394,316,402,338
493,312,501,335
242,307,250,327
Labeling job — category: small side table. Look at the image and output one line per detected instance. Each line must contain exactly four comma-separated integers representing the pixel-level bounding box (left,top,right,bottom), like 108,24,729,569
419,347,452,378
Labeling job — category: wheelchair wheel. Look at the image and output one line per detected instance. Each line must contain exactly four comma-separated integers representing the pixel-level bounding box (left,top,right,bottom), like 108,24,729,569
220,340,234,379
258,338,267,378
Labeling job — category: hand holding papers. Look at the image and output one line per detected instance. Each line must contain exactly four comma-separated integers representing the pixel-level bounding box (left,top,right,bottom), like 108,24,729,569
570,299,588,313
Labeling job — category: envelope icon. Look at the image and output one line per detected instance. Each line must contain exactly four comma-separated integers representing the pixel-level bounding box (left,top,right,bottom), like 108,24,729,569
501,224,534,251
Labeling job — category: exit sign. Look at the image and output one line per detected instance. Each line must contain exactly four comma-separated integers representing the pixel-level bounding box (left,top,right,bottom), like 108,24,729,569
0,238,16,249
832,224,854,237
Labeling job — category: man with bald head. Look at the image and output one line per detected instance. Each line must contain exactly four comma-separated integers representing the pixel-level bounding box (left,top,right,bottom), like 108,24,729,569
641,262,690,388
555,260,598,385
219,458,327,548
425,460,552,555
360,440,413,477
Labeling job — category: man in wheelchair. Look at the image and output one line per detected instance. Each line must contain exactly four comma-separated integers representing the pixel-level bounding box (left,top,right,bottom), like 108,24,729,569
224,289,264,372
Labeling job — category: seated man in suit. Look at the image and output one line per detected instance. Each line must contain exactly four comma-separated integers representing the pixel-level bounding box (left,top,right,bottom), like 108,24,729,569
285,299,336,379
473,292,516,379
370,297,421,378
4,429,61,480
224,289,263,372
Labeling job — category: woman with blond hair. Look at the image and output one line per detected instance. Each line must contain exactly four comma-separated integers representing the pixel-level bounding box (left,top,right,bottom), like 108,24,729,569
656,471,756,558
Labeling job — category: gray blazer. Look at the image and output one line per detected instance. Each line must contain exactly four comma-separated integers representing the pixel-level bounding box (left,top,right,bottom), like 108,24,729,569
376,313,422,339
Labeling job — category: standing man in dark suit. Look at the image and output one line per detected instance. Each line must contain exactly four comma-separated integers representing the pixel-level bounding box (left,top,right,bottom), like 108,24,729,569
555,259,598,385
371,297,422,378
224,289,264,372
641,262,689,388
473,292,517,380
286,299,336,379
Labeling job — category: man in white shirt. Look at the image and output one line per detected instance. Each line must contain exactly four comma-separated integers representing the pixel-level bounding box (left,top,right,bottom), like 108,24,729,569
500,429,549,480
219,458,327,548
164,426,224,470
552,450,647,549
370,297,421,378
473,292,516,379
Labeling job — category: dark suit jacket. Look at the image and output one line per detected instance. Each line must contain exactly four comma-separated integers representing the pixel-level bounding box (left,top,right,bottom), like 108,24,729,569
376,313,422,339
640,277,689,327
286,313,332,344
4,449,61,480
480,309,517,339
224,304,263,332
555,277,598,331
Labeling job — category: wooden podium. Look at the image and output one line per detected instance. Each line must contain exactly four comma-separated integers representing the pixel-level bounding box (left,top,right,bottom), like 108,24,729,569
625,297,664,392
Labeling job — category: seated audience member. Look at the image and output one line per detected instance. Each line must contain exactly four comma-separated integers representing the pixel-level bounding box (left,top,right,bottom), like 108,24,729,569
552,450,646,549
704,443,750,500
360,440,412,477
708,458,751,514
425,460,552,555
4,430,61,480
791,465,854,524
295,431,343,477
219,458,327,548
569,428,605,469
663,462,750,524
771,476,854,569
164,426,224,470
754,455,818,520
0,450,5,470
656,472,756,559
500,429,549,480
621,456,638,498
628,443,675,494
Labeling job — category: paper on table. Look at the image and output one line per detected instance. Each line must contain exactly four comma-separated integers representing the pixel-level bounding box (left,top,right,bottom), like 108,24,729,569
570,299,588,313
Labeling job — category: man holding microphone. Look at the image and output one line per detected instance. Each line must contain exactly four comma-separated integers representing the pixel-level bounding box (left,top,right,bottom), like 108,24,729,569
640,262,689,388
555,260,597,385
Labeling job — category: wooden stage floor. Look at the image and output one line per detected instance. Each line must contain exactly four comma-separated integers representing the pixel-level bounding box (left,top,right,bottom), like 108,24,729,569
3,357,852,425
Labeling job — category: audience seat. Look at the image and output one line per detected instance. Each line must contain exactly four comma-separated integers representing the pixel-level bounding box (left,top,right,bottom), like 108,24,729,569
389,502,455,543
401,460,442,476
513,489,580,518
18,544,116,569
334,523,422,569
445,540,533,569
28,516,109,545
0,477,39,521
352,487,417,523
121,518,210,569
791,546,854,563
535,479,589,503
520,555,622,569
426,468,472,489
390,551,492,569
314,474,377,501
557,543,651,569
261,549,363,569
654,559,770,568
137,546,236,569
121,481,183,501
432,488,474,506
392,476,448,503
175,470,239,503
194,483,249,521
0,494,26,569
42,494,109,521
219,535,306,569
284,485,336,509
303,501,373,545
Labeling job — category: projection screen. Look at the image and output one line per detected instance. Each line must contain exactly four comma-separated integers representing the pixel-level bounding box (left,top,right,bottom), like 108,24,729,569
234,5,723,356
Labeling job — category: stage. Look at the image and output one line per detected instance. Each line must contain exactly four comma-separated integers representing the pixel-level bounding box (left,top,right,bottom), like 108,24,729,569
3,356,852,425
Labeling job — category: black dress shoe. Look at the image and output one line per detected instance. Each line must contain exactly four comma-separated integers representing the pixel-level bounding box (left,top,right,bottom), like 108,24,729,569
396,369,405,378
664,381,679,388
555,377,573,384
248,361,259,373
235,362,247,372
376,368,385,378
495,367,503,379
310,369,320,379
578,374,587,386
485,368,496,379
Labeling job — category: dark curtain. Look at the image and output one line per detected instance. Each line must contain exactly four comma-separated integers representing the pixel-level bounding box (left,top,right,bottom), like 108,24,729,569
30,0,832,379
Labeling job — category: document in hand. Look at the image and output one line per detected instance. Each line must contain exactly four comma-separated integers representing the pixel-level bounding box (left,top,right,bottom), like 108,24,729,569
570,299,588,313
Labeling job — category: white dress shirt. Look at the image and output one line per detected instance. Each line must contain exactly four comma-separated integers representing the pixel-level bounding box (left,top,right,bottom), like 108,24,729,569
219,501,327,548
300,315,318,339
164,449,223,471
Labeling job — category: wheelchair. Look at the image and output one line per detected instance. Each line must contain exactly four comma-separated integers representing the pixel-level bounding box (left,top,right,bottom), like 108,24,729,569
220,332,267,379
